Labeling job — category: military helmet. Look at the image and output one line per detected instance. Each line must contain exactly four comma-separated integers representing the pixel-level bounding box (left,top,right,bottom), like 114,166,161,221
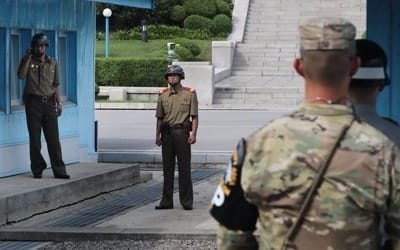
165,64,185,80
30,33,50,48
351,39,390,86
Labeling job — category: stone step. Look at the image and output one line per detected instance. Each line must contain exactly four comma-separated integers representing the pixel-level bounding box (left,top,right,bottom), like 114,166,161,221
215,87,302,94
217,0,365,109
231,70,295,76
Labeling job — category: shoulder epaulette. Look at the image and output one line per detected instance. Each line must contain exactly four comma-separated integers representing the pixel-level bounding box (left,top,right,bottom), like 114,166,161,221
158,87,169,95
183,86,196,93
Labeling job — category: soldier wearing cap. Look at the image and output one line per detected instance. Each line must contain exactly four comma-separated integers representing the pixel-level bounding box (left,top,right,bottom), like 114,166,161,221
155,64,199,211
17,33,69,179
210,17,400,249
349,39,400,147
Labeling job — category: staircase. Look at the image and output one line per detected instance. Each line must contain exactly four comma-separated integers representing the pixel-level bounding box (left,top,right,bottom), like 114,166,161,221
213,0,366,110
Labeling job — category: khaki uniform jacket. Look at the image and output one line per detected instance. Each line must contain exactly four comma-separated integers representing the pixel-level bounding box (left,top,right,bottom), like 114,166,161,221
155,85,198,124
18,55,60,96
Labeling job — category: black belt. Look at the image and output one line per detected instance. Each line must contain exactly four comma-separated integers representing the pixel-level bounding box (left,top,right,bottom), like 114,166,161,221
28,94,55,103
164,123,185,130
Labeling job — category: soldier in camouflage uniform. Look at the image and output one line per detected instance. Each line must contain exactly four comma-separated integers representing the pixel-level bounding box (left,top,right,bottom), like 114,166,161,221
210,17,400,249
155,64,199,211
349,39,400,147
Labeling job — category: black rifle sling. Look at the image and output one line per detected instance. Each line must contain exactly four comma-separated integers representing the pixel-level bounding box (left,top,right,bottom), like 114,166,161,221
282,117,355,250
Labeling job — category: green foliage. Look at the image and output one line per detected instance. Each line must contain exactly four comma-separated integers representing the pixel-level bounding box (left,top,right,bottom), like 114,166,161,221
174,38,201,57
152,0,183,24
183,0,217,18
183,28,211,40
148,25,183,39
213,14,232,37
170,5,186,23
175,45,193,61
223,0,234,9
216,0,232,17
96,58,170,87
96,32,105,41
362,31,367,38
114,29,131,40
125,24,211,40
184,15,215,33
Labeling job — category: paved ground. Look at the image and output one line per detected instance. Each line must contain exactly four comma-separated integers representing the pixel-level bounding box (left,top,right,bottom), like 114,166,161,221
0,166,226,250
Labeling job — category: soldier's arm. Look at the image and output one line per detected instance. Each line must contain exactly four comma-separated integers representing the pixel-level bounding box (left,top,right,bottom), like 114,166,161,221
17,49,32,79
384,145,400,249
210,139,259,248
191,116,198,137
155,95,164,146
54,86,63,116
188,116,198,144
155,118,163,146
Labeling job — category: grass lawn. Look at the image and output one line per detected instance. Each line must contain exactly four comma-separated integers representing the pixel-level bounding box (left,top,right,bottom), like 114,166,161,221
96,39,213,61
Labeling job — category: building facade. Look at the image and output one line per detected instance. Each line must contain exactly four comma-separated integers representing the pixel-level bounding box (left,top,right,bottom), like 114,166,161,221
0,0,153,177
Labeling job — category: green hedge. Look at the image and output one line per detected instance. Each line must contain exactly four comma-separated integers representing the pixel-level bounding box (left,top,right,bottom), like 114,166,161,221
184,15,215,34
96,58,171,87
109,25,211,41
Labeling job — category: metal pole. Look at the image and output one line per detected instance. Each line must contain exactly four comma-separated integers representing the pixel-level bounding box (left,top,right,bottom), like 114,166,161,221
105,17,109,58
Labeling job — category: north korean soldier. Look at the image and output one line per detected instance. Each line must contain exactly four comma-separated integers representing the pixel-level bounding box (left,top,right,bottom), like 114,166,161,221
210,17,400,249
349,39,400,147
17,33,70,179
155,64,199,211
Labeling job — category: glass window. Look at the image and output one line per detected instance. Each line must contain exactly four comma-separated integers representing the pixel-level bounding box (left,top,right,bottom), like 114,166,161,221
10,30,22,106
58,32,67,101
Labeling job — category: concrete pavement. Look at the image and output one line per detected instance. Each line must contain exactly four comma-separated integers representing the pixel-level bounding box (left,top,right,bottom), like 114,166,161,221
0,163,226,247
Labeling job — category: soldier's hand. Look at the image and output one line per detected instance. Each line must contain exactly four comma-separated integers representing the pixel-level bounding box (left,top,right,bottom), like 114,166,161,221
57,103,63,117
155,136,162,146
25,48,33,57
188,134,196,144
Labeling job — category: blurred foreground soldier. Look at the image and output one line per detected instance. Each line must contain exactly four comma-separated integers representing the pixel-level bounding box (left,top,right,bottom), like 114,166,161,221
210,17,400,249
17,33,70,179
349,39,400,147
155,64,199,210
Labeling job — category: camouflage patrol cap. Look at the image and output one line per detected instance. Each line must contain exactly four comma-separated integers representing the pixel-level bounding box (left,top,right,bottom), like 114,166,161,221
299,17,356,51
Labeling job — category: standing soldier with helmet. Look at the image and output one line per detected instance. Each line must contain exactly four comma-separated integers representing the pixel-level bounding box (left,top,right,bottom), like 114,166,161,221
210,17,400,249
17,33,70,179
155,64,199,211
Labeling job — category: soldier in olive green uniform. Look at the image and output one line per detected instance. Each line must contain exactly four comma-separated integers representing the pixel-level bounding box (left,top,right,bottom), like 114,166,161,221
155,65,199,210
210,17,400,249
17,33,69,179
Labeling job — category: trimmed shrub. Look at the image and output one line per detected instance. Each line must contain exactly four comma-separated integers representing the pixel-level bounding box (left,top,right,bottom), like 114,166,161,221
170,5,187,23
183,0,217,18
175,45,194,61
216,0,231,17
184,15,214,32
96,58,170,87
213,14,232,36
174,38,201,57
